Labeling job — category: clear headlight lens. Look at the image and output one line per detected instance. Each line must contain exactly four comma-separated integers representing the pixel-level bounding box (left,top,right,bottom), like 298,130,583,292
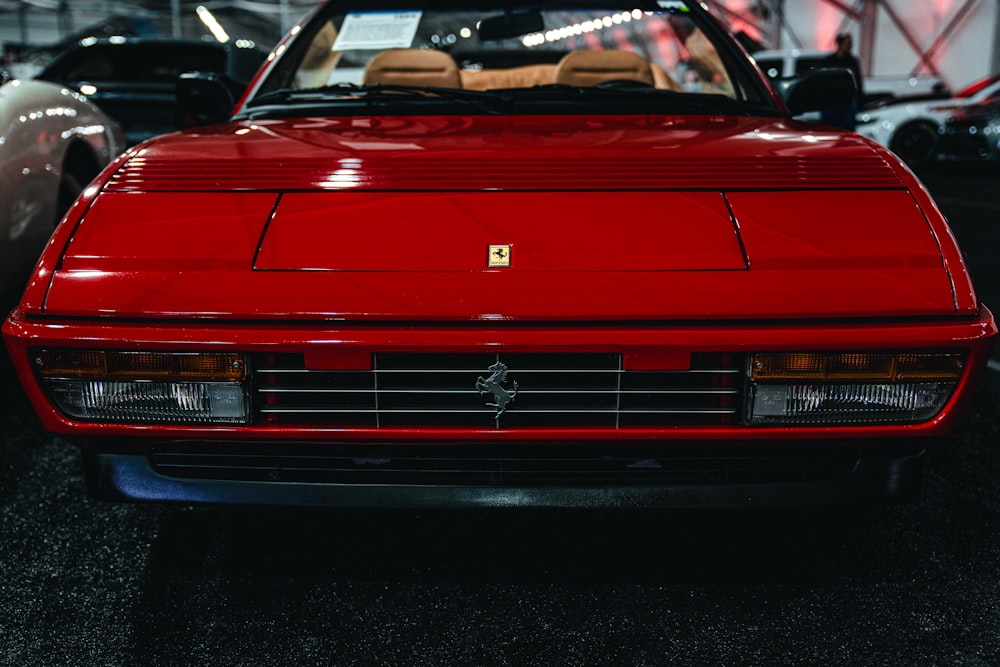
747,352,964,426
35,349,251,425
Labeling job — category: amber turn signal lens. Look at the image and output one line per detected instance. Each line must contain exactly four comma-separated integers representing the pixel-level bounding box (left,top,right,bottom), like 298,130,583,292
35,349,246,382
750,352,965,382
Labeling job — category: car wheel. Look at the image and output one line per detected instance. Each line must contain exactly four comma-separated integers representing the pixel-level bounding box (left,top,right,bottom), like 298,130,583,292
55,171,84,226
889,122,939,164
56,142,100,226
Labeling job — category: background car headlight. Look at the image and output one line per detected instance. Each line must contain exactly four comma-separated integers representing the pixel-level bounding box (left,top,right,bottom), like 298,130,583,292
747,351,964,425
35,349,250,424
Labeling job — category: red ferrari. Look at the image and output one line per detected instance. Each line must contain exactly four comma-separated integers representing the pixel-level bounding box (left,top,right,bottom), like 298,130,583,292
3,0,995,507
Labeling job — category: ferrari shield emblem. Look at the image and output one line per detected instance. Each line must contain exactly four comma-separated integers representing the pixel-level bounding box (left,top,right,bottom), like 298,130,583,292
488,245,511,268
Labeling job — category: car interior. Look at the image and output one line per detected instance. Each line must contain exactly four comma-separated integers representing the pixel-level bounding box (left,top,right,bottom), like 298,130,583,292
282,9,737,98
359,47,684,91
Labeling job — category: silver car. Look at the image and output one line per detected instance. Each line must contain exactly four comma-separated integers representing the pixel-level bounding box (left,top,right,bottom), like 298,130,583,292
0,78,125,297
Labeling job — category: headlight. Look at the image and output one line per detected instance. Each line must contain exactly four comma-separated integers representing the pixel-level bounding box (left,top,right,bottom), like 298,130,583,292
747,351,964,425
35,349,251,424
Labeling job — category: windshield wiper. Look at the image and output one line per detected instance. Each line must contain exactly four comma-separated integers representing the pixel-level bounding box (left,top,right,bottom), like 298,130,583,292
247,82,513,114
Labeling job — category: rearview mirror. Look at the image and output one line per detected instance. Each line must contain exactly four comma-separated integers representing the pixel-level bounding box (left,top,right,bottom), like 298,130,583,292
478,11,545,41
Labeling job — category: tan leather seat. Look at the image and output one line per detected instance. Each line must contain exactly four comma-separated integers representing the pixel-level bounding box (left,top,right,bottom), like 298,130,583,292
460,64,557,91
362,49,463,88
554,50,655,87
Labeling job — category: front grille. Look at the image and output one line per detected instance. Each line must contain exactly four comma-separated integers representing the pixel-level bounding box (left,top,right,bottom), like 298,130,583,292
149,444,857,486
255,352,743,428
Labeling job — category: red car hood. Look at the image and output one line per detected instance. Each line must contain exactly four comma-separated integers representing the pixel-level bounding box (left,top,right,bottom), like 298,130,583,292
43,115,964,321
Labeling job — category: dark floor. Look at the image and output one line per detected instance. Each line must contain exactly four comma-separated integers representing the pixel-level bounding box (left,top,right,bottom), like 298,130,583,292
1,163,999,666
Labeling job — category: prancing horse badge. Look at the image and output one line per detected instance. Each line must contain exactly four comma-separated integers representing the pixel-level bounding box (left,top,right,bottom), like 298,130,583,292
488,244,511,268
476,361,518,420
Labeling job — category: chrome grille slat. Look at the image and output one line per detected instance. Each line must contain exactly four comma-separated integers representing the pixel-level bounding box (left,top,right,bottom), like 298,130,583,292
258,388,739,394
259,408,737,414
259,367,740,374
255,352,744,428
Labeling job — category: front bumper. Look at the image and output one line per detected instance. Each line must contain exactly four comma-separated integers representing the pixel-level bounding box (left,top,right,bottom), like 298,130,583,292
84,444,926,508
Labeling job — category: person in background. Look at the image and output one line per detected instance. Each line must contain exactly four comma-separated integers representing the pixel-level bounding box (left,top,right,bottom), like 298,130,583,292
820,32,863,131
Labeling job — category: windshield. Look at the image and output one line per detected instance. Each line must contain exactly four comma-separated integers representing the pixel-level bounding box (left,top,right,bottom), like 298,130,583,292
245,0,776,117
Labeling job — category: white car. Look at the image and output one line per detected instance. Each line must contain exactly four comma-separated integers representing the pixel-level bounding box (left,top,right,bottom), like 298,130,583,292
0,78,124,297
856,74,1000,163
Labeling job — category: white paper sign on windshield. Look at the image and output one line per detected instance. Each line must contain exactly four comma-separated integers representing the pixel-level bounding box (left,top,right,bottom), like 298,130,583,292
332,12,422,51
